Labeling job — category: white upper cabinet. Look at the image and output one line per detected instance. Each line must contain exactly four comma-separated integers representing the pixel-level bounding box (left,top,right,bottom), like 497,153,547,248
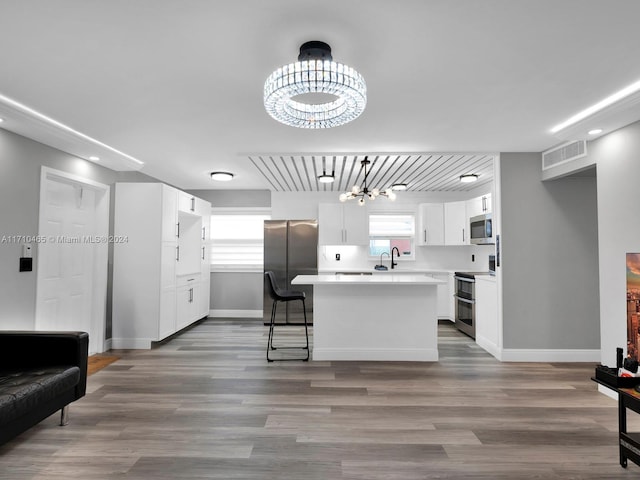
318,203,369,246
417,203,445,246
444,201,468,245
466,194,492,218
178,191,209,215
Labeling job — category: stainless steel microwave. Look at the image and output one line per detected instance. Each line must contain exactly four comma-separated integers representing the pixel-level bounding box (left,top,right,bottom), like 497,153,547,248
470,213,493,245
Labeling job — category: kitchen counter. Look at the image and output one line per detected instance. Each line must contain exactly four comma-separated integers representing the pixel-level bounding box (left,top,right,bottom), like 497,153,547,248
318,268,453,275
293,274,445,285
292,274,440,361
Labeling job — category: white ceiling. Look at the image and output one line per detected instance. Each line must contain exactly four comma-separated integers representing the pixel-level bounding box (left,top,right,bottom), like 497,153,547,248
1,1,639,191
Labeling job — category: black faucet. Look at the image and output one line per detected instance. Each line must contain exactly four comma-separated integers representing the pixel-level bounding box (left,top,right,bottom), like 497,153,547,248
391,247,400,269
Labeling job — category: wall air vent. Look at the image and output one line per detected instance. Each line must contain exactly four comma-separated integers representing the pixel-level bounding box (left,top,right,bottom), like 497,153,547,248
542,140,587,171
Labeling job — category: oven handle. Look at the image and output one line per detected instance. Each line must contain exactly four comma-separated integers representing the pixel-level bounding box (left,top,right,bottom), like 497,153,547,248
454,295,475,304
454,276,475,283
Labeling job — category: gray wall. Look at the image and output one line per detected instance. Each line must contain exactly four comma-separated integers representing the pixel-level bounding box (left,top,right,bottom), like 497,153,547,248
187,189,270,209
0,128,158,334
500,152,600,349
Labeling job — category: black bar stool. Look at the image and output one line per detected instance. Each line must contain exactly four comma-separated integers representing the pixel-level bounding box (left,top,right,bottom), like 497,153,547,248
264,271,309,361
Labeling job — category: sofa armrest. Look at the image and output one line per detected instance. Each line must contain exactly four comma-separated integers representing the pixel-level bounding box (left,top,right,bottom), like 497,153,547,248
0,331,89,397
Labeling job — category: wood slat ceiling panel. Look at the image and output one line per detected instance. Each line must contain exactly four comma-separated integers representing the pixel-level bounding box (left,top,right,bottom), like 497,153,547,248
248,154,495,192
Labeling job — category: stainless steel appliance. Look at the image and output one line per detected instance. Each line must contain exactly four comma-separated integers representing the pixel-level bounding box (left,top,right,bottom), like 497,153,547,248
454,271,489,338
470,213,493,245
263,220,318,325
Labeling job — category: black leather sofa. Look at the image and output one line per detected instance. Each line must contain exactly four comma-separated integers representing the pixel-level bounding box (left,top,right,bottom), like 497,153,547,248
0,331,89,445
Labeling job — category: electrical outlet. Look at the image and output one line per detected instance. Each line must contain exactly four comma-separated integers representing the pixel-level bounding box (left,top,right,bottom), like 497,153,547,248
335,253,340,261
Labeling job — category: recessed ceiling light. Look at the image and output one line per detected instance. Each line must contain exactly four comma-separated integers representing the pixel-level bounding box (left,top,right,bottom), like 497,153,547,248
551,79,640,133
318,173,335,183
460,174,478,183
0,117,4,123
88,156,100,161
210,171,234,182
391,183,407,191
588,128,603,135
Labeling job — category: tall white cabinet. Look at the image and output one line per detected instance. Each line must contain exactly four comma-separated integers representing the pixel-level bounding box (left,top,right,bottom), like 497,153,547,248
112,183,211,349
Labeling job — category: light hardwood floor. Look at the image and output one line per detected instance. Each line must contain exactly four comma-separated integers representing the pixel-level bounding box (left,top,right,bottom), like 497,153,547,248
0,319,637,479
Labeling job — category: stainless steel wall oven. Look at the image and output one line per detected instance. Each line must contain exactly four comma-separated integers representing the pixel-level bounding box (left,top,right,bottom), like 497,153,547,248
454,272,483,338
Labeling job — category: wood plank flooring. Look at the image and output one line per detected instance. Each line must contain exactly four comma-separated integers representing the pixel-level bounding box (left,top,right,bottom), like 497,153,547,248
0,319,636,479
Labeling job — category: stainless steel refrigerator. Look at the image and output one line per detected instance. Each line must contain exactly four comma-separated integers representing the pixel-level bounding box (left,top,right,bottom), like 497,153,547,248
263,219,318,325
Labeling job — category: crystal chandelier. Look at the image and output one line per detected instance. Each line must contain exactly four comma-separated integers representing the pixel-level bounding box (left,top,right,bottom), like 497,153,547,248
264,41,367,129
339,157,397,205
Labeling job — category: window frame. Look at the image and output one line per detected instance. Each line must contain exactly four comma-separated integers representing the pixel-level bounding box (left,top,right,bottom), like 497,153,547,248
367,212,416,260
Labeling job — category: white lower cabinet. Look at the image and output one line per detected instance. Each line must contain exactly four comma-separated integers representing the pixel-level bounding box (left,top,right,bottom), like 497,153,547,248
475,276,499,358
113,182,210,349
433,273,453,320
176,275,207,331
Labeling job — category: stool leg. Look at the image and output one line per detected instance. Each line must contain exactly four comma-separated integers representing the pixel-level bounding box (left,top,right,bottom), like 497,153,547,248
267,300,277,361
302,298,309,361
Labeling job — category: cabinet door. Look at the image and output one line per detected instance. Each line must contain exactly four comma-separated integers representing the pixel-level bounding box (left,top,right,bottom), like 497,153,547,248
161,186,179,242
433,274,452,319
158,287,176,339
178,192,196,213
193,197,210,217
482,194,492,214
160,243,177,289
417,203,444,245
318,204,344,245
444,201,467,245
466,196,484,219
176,284,194,330
342,203,369,245
467,194,492,219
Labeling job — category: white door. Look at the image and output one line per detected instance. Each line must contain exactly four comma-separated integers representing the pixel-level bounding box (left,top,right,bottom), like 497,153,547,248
36,168,110,354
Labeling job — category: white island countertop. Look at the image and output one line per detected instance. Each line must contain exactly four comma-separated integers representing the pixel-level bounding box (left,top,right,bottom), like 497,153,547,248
292,274,445,285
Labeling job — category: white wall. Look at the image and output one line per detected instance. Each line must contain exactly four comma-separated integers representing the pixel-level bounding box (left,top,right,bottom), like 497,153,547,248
590,121,640,366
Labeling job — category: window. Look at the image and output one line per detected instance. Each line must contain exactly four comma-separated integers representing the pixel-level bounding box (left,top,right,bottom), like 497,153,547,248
368,214,415,258
210,210,270,269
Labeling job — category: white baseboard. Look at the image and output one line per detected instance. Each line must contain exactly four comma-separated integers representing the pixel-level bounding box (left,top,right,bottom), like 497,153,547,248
500,348,600,362
312,347,438,362
209,309,263,318
597,384,618,400
103,338,113,352
475,334,501,360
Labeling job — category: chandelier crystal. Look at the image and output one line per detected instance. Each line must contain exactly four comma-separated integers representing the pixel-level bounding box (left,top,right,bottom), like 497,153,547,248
264,41,367,129
339,157,397,205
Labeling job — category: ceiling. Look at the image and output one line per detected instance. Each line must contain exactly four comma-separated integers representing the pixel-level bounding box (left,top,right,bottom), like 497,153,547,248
249,154,493,193
1,1,640,191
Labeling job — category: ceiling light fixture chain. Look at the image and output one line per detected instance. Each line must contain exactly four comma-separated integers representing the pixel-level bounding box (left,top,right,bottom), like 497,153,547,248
339,156,397,205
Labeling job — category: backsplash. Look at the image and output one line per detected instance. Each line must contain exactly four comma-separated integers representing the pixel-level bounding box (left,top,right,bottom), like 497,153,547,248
318,244,495,272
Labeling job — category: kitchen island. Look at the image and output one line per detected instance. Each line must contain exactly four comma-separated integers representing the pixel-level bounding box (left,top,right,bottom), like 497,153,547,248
291,274,444,361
